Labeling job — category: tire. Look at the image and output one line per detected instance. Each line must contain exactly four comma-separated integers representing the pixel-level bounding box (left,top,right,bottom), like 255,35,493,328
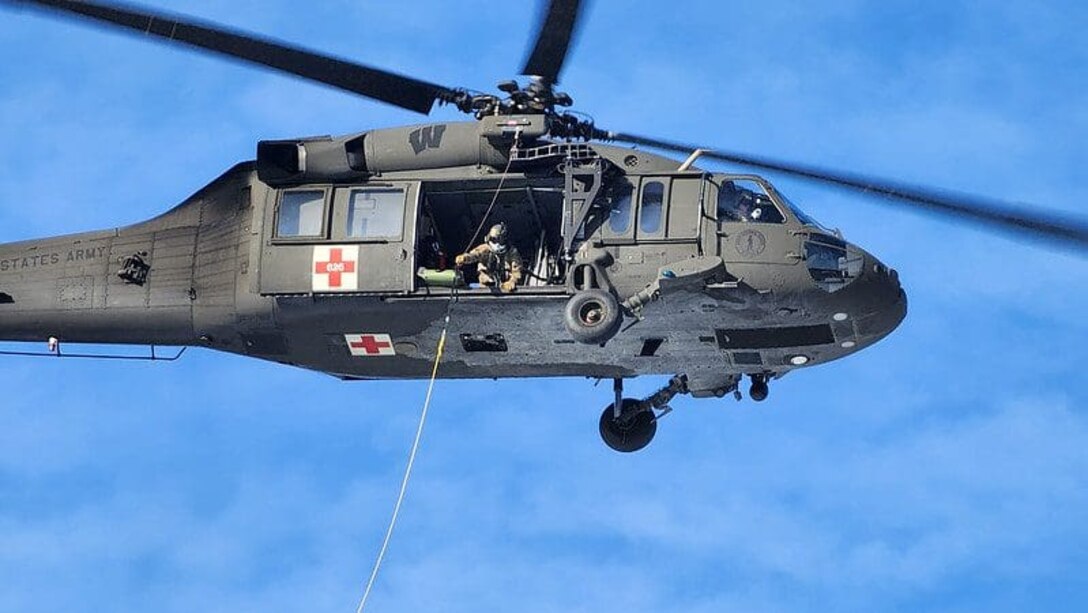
564,289,622,345
599,399,656,453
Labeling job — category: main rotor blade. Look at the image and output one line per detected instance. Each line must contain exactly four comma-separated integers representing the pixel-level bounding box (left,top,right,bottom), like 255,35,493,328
602,130,1088,252
521,0,586,83
4,0,463,114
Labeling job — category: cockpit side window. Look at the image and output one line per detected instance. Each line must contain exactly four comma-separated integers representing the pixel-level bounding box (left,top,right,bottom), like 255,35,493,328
716,179,784,224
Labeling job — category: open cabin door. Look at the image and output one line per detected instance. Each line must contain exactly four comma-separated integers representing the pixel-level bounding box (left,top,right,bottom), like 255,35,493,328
419,178,566,290
259,182,418,295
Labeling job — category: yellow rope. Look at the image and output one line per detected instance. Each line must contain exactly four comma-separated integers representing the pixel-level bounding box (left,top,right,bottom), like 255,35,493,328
355,313,450,612
356,133,513,611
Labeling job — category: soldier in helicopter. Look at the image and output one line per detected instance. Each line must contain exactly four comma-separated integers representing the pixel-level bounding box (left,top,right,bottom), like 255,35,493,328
718,181,759,222
717,180,785,223
454,222,524,293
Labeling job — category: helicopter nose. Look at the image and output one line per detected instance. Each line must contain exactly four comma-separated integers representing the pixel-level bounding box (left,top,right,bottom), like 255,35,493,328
851,251,907,344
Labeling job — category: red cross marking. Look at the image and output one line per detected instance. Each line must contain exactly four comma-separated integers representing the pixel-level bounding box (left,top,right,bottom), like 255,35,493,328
349,335,393,355
314,248,356,288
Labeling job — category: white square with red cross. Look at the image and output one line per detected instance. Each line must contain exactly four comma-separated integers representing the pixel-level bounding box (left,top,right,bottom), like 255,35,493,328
312,245,359,292
345,333,396,357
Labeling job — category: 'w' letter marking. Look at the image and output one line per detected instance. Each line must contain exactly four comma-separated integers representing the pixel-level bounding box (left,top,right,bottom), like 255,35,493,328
408,124,446,154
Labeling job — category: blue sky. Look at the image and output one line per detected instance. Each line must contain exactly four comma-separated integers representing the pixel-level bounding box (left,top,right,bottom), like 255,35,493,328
1,1,1087,611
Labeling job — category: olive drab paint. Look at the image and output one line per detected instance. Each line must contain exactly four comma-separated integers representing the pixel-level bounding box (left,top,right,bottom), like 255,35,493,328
0,135,908,398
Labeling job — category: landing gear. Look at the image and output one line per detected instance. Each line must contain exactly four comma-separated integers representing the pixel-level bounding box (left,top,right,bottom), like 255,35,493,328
596,374,773,451
598,376,688,452
564,289,622,345
748,373,769,402
599,399,657,453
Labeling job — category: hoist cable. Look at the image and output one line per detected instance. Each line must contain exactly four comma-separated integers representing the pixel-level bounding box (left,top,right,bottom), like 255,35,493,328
463,136,520,252
355,308,452,613
356,137,517,611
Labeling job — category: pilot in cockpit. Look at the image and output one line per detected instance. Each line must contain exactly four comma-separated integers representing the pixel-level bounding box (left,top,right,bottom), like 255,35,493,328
718,182,755,222
737,196,763,222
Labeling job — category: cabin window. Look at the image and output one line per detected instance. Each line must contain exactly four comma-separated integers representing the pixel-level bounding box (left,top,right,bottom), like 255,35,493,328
607,181,634,235
276,190,326,238
345,188,406,240
640,180,665,235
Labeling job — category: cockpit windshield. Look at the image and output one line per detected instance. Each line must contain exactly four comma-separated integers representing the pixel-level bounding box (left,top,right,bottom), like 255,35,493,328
714,175,835,234
768,185,831,232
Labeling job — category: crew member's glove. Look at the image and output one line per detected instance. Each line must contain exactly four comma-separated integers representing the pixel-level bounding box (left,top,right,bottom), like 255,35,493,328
454,254,467,267
500,280,516,293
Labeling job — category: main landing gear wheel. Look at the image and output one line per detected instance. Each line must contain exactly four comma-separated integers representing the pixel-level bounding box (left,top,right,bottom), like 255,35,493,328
599,399,657,453
597,376,689,452
564,289,622,345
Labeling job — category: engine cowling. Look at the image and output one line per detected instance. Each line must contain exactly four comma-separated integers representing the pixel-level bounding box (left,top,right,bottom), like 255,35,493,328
255,116,548,186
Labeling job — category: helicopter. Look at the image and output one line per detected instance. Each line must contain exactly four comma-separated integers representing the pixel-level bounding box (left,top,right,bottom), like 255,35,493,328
0,0,1085,454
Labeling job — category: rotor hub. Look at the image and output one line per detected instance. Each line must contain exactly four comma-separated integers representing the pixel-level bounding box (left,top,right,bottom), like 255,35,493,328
434,76,596,141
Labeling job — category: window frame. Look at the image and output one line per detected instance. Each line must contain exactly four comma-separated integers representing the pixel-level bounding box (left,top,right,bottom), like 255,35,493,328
636,178,669,239
714,177,788,226
272,187,331,243
329,184,411,244
598,177,637,242
341,187,408,242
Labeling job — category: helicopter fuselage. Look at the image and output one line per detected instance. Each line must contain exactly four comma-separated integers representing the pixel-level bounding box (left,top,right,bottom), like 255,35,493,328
0,121,906,397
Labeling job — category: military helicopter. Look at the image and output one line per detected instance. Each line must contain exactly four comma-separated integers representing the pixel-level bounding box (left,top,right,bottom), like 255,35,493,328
0,1,1085,453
